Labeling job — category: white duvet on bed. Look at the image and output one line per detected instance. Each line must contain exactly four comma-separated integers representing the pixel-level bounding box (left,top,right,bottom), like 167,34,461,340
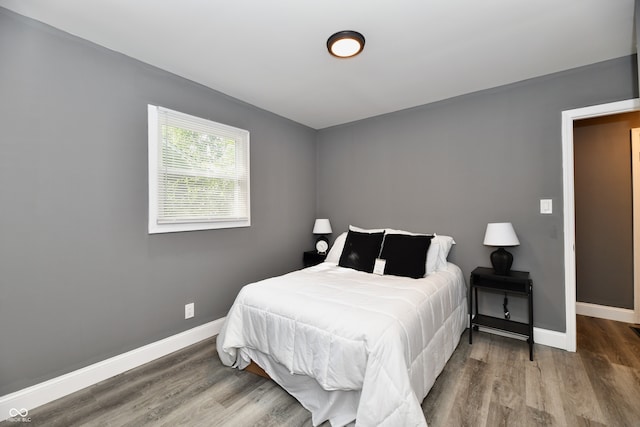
217,262,467,426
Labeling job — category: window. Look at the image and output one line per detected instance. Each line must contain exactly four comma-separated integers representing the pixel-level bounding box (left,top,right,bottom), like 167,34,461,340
148,105,250,233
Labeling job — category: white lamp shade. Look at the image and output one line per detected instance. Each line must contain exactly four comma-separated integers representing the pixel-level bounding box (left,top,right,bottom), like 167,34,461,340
483,222,520,247
312,219,332,234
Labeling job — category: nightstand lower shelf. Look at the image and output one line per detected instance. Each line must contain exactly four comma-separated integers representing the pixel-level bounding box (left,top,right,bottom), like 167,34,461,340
472,314,530,337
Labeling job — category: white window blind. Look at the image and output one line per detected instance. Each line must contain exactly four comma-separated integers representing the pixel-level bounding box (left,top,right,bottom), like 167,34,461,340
148,105,250,233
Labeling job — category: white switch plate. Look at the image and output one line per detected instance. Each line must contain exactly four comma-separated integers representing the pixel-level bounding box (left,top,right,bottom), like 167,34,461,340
185,303,194,319
540,199,552,214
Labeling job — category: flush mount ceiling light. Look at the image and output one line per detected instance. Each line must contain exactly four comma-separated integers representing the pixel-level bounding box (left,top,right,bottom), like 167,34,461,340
327,30,365,58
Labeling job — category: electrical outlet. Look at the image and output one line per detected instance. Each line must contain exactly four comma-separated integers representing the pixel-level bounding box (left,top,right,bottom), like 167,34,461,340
185,303,194,319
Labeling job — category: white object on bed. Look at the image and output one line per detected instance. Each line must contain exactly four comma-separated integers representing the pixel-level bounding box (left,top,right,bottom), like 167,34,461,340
217,262,467,426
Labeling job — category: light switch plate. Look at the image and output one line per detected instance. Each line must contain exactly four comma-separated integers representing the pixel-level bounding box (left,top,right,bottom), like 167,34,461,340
540,199,552,214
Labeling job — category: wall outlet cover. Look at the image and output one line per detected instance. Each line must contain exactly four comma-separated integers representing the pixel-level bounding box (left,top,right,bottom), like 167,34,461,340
185,303,195,319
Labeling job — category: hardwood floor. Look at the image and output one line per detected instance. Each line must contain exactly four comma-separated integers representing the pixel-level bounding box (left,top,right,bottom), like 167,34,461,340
3,316,639,426
424,316,640,426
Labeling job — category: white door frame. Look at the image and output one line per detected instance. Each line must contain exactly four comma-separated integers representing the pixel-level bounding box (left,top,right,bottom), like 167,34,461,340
562,98,640,352
631,128,640,325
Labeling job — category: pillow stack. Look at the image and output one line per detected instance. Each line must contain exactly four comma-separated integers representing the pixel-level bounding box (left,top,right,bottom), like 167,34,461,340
326,225,455,279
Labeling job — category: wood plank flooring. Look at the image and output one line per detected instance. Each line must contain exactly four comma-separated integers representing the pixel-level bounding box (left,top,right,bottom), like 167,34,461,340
424,316,640,426
3,315,639,426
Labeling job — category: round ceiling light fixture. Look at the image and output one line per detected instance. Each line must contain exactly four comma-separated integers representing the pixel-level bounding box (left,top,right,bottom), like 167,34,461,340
327,30,365,58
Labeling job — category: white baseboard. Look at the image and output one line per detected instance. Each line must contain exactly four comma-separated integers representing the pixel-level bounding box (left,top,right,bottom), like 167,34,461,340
0,317,226,422
576,302,635,323
533,327,567,349
477,305,639,352
474,326,567,351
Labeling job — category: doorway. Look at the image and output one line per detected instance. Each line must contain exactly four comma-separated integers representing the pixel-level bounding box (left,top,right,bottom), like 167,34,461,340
562,98,640,352
573,114,637,321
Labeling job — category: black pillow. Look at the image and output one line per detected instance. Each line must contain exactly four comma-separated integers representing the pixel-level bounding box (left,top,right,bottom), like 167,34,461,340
380,234,433,279
338,230,385,273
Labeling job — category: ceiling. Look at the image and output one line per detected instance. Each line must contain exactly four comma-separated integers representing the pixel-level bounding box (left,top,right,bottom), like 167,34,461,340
0,0,636,129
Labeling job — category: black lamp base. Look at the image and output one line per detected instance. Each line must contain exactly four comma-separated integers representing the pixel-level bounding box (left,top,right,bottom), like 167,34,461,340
490,247,513,275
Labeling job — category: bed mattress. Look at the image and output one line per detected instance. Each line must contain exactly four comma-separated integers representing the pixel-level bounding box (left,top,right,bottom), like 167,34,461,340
217,261,467,426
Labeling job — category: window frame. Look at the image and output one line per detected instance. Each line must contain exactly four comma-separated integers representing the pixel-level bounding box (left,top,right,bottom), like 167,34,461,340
148,105,250,234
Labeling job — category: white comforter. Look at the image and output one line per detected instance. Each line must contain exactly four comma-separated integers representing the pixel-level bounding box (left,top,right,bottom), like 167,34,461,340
217,262,468,426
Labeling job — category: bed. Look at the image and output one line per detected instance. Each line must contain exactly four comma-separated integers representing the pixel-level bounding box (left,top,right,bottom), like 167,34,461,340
217,227,468,426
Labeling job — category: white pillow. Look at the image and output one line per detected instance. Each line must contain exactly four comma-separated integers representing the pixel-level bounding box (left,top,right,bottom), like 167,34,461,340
325,231,348,264
433,234,456,271
385,228,438,275
349,225,386,233
426,237,439,274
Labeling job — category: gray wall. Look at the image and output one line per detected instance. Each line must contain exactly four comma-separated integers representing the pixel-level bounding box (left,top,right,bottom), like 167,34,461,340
317,56,638,332
2,4,638,399
0,9,316,396
574,113,639,309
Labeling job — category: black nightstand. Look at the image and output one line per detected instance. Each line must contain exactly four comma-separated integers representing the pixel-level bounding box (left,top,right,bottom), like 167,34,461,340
469,267,534,360
303,250,327,268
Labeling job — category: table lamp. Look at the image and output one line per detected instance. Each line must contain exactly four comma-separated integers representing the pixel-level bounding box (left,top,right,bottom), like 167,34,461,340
483,222,520,275
312,219,332,254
